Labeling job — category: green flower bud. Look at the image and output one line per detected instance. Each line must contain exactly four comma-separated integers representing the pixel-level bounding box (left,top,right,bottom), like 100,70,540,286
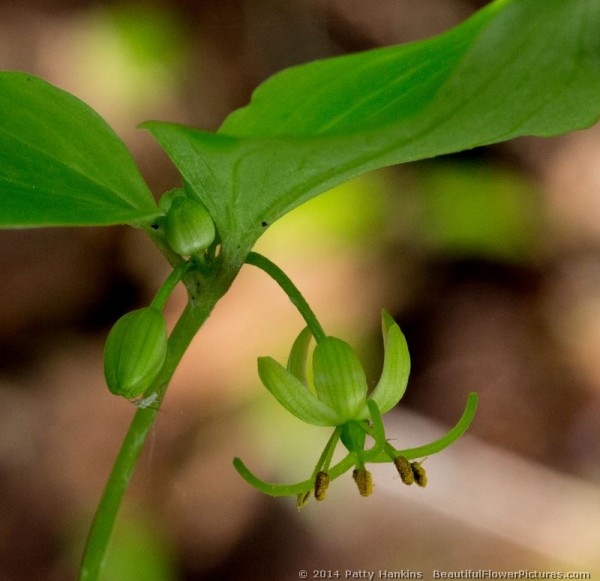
158,187,186,214
165,196,216,256
104,307,167,399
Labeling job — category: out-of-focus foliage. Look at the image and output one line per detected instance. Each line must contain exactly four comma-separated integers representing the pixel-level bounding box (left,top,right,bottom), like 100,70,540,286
416,162,541,263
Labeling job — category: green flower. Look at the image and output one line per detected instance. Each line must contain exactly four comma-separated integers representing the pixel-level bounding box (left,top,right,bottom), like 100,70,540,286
234,309,477,507
258,309,409,426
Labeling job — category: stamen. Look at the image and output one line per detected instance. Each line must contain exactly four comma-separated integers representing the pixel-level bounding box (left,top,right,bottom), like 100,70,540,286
352,468,373,497
297,491,311,510
393,455,414,485
411,461,427,487
314,471,330,501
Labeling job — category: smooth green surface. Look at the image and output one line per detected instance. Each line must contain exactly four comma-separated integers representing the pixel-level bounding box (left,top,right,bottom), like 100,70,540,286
0,73,159,227
146,0,600,266
103,308,167,399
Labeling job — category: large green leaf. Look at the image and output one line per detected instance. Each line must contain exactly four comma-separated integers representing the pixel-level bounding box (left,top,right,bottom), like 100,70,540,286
0,73,159,227
146,0,600,266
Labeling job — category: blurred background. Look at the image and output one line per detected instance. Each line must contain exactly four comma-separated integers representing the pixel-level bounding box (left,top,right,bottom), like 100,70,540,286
1,0,600,579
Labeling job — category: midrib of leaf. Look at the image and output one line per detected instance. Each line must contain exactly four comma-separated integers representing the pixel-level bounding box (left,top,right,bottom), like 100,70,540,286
313,57,446,136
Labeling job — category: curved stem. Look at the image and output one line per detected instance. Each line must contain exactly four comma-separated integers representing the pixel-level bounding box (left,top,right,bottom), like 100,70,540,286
308,426,342,481
245,251,326,342
79,266,234,580
149,261,192,311
365,400,386,453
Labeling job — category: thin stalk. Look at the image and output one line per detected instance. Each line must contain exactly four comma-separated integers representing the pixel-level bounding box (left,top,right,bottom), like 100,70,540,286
149,261,192,311
245,251,326,342
311,426,342,478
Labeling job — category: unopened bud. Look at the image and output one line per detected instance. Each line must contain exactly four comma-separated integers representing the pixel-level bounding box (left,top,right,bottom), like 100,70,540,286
104,307,167,399
165,197,215,256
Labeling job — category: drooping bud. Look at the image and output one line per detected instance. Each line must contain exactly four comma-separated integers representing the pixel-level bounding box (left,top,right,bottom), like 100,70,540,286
411,461,427,488
104,307,167,399
165,196,216,256
352,468,373,497
314,471,330,501
394,455,414,485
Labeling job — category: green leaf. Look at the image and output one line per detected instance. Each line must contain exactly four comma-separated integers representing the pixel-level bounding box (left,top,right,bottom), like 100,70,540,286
0,73,159,227
145,0,600,264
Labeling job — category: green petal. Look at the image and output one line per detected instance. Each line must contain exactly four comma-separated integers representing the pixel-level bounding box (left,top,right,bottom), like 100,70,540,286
232,452,356,498
312,337,368,422
366,392,478,463
360,309,410,418
287,326,312,387
258,356,341,426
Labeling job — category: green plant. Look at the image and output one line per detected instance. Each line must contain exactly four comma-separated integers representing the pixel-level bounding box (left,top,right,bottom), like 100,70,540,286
1,0,599,578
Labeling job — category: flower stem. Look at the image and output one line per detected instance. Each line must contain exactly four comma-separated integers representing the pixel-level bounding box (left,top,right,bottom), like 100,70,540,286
245,251,326,342
149,261,192,311
312,426,342,476
79,265,235,580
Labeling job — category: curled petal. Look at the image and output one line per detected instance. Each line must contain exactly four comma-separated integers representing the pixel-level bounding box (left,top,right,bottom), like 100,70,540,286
258,356,341,426
287,326,312,388
361,309,410,417
367,392,479,463
313,337,368,422
233,453,356,498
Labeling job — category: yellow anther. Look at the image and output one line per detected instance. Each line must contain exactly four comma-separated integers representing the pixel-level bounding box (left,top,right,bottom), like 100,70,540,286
352,468,373,497
394,455,414,485
314,471,330,501
411,461,427,488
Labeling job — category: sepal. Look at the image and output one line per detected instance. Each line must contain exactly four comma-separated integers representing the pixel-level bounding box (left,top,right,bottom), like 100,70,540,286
257,356,341,426
363,309,410,417
313,337,368,422
286,326,312,387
